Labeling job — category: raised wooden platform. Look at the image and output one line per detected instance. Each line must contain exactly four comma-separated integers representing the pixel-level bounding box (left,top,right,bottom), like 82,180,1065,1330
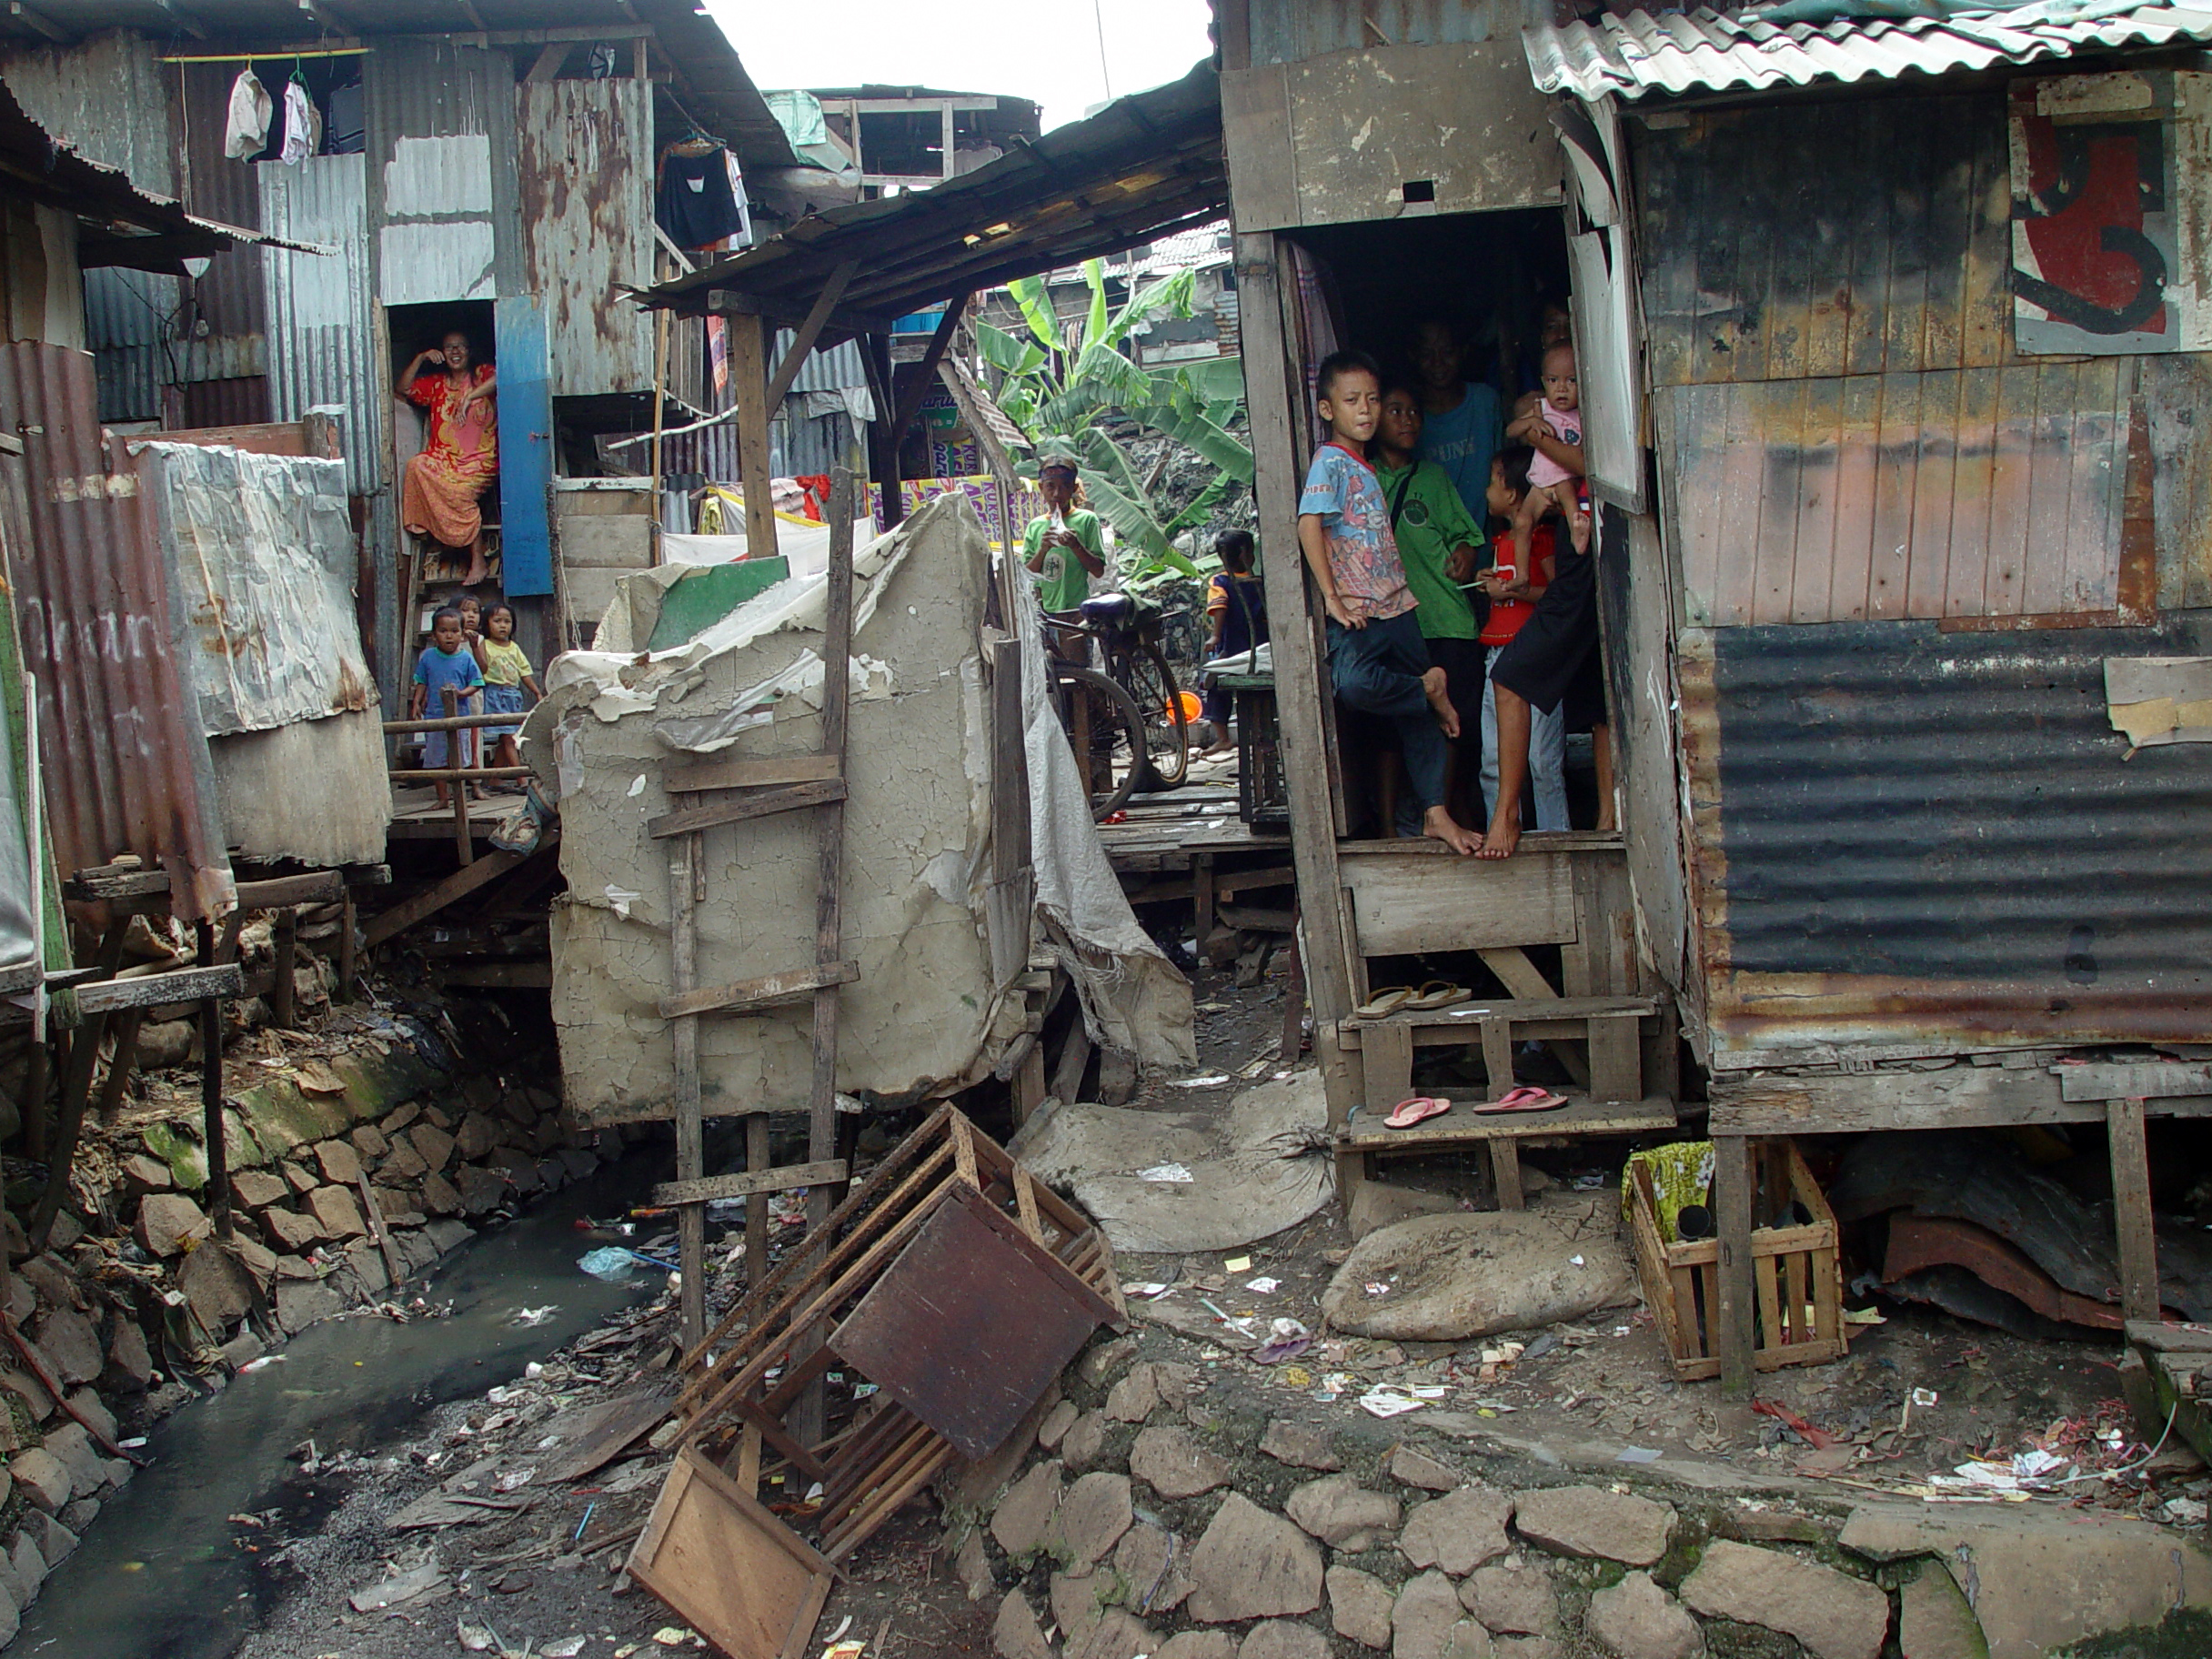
387,786,530,840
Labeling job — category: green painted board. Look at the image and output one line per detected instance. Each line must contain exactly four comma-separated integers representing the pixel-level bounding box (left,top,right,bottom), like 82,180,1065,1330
646,558,791,651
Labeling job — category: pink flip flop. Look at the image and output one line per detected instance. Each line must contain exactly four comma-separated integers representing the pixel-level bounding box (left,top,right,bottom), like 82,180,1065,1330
1476,1086,1568,1114
1385,1096,1453,1130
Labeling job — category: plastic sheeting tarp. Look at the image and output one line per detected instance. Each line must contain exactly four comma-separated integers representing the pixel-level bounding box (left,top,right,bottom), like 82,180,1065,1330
0,646,36,978
134,443,375,735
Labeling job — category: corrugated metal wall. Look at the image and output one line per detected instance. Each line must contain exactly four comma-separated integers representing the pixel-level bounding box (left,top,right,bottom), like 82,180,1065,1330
176,63,269,422
1242,0,1514,63
261,154,380,498
0,342,232,919
518,76,651,398
1,31,176,190
1680,614,2212,1065
364,41,525,307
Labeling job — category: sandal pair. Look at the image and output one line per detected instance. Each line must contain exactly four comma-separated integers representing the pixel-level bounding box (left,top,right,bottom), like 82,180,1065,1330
1357,980,1470,1019
1386,1096,1453,1130
1476,1085,1568,1114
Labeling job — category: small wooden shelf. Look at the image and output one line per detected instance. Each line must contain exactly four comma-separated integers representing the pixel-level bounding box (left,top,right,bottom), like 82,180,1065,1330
1340,1092,1678,1151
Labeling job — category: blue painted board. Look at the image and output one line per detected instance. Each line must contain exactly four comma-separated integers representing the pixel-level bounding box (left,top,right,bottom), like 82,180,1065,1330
495,294,555,597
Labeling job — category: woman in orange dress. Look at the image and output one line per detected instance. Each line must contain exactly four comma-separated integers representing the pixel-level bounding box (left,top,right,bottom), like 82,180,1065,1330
397,329,499,587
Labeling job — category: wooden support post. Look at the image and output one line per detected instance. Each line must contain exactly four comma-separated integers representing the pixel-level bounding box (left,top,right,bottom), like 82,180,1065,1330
197,920,232,1242
2109,1097,2158,1324
1280,913,1307,1063
1713,1134,1755,1398
744,1113,770,1289
1193,852,1216,945
862,333,902,528
765,262,859,419
94,1009,142,1123
1051,1019,1093,1107
729,309,779,562
34,922,131,1244
444,686,472,868
670,833,706,1350
337,891,357,1000
270,908,297,1029
889,296,970,450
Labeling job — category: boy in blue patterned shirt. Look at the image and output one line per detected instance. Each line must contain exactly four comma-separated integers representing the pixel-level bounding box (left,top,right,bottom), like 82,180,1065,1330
1297,350,1480,855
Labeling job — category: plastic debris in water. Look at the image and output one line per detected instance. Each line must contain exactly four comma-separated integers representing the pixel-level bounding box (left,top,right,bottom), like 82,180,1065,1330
508,1304,559,1327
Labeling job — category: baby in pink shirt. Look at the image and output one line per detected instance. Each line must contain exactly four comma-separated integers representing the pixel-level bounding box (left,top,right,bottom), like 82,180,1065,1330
1511,342,1584,505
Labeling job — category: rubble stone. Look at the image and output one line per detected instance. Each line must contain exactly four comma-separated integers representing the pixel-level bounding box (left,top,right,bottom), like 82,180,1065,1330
1461,1563,1555,1635
261,1207,324,1251
1241,1619,1330,1659
349,1125,389,1159
9,1451,70,1515
991,1459,1063,1559
1441,1623,1495,1659
1060,1409,1110,1472
455,1111,503,1161
409,1123,457,1171
9,1532,44,1600
381,1102,421,1136
304,1184,367,1239
121,1153,173,1192
0,1542,28,1609
1896,1562,1987,1659
1077,1334,1140,1388
1512,1488,1674,1567
1400,1487,1513,1576
1156,1633,1237,1659
178,1244,256,1332
1390,1446,1463,1492
64,1388,116,1449
17,1256,78,1311
0,1367,54,1421
992,1590,1053,1659
229,1170,290,1210
1585,1571,1704,1659
1130,1424,1233,1499
58,1496,98,1534
1070,1609,1154,1659
1679,1540,1888,1659
21,1512,76,1568
954,1527,995,1603
276,1280,344,1333
457,1164,507,1216
1185,1493,1325,1623
281,1161,319,1195
419,1171,463,1216
311,1140,363,1185
1329,1564,1396,1649
1392,1570,1467,1659
1286,1474,1402,1551
1106,1362,1162,1423
1495,1638,1558,1659
425,1219,473,1255
1037,1400,1079,1452
1261,1420,1342,1471
1114,1521,1194,1614
28,1307,104,1386
1053,1471,1133,1567
0,1572,19,1649
380,1142,428,1181
1051,1569,1104,1650
2,1279,28,1327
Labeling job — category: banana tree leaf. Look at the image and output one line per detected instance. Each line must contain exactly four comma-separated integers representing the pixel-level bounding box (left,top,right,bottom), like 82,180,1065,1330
1129,398,1254,483
1082,259,1111,359
1007,275,1063,354
976,319,1047,378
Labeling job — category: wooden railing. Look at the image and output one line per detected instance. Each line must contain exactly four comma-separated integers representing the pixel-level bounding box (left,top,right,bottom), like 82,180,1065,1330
384,686,531,866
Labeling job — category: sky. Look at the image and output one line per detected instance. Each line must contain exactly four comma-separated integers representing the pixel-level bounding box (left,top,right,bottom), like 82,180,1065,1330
706,0,1216,134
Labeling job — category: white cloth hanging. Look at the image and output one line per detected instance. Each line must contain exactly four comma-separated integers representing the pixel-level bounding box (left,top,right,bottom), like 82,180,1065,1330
280,78,321,165
224,69,272,160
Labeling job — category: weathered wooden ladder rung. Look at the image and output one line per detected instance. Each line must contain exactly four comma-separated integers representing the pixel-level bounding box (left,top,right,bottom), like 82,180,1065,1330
649,777,847,840
658,960,860,1021
652,1160,851,1208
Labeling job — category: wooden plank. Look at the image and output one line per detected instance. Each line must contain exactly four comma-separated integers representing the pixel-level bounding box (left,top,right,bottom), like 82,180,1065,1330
671,833,707,1350
662,753,840,795
1713,1135,1756,1399
1477,947,1557,1001
2110,1097,2159,1325
648,779,846,839
1342,850,1575,956
1589,1012,1641,1104
1240,231,1352,1025
360,850,528,950
1342,1093,1676,1151
1491,1139,1524,1212
237,870,347,910
1480,1015,1515,1101
2062,1063,2212,1103
765,262,860,419
1709,1063,2177,1134
71,961,246,1015
1361,1021,1415,1119
729,309,779,561
653,1161,850,1208
658,960,859,1021
1345,994,1657,1031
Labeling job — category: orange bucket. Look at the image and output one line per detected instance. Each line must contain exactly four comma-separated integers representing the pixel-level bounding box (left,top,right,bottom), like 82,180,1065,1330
1173,690,1203,723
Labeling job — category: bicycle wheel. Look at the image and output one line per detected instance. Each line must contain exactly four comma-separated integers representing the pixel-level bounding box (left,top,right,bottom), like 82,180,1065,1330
1051,663,1148,820
1122,645,1191,789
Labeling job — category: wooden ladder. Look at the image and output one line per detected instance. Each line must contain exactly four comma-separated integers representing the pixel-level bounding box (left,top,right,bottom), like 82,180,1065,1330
653,471,860,1357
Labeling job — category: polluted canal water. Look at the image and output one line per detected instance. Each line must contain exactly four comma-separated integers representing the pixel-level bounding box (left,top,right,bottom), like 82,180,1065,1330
17,1151,668,1659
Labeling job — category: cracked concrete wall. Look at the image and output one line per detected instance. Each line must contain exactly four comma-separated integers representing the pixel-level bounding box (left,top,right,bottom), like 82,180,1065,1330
541,498,1016,1124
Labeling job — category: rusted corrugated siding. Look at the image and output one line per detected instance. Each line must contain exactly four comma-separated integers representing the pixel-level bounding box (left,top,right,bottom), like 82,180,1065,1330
1634,92,2016,389
518,77,651,398
1656,362,2134,627
1678,614,2212,1067
260,153,380,498
363,41,524,304
0,343,231,920
1243,0,1513,63
177,64,266,346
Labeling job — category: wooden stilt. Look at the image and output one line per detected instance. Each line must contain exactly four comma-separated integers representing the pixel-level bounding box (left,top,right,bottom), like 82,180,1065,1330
197,919,232,1242
270,908,297,1029
1713,1134,1755,1398
2109,1097,2158,1325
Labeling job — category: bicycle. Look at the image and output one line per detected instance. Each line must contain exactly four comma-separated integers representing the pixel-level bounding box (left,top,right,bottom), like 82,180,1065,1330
1047,657,1151,820
1066,591,1192,790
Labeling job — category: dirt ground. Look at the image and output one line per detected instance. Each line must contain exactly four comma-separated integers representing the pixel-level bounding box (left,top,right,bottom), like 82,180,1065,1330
220,958,2202,1659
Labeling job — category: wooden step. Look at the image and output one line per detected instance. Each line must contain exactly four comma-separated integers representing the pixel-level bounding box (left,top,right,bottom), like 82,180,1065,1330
1345,993,1657,1030
1339,1092,1678,1151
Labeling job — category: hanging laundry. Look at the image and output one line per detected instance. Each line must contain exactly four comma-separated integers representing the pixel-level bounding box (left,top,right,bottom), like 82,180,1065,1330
280,77,323,165
655,144,746,248
225,68,272,160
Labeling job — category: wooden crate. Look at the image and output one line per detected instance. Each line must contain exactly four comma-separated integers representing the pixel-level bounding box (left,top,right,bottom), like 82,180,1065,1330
1625,1140,1846,1382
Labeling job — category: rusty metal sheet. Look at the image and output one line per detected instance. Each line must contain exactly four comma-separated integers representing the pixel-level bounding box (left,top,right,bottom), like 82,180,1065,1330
0,343,232,920
1678,614,2212,1067
518,77,652,399
830,1185,1114,1462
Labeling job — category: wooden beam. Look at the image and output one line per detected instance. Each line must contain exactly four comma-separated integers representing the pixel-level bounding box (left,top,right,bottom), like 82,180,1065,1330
72,962,245,1016
651,1161,849,1207
765,261,860,421
235,870,346,910
526,39,568,81
1713,1134,1756,1400
360,850,528,950
455,0,488,25
729,309,779,562
156,1,209,38
647,779,846,840
889,296,970,447
7,4,66,42
671,832,707,1349
659,960,857,1021
2110,1097,2159,1324
2061,1062,2212,1102
661,752,840,795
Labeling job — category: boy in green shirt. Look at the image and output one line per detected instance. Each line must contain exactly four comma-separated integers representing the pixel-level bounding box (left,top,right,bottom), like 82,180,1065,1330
1021,451,1108,621
1376,383,1485,826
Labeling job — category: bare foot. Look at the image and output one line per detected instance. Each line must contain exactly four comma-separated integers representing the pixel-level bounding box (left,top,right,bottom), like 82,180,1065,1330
1423,804,1483,856
1478,799,1522,860
1420,667,1462,739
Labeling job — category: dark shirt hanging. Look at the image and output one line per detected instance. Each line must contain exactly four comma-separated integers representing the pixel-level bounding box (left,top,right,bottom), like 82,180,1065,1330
656,148,744,249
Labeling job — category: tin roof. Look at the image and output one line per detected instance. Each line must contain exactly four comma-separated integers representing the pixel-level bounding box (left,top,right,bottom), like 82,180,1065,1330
1523,2,2212,102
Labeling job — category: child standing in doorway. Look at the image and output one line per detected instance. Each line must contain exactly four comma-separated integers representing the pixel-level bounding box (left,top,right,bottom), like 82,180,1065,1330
477,602,541,785
411,607,484,812
1297,350,1481,856
1477,446,1569,835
